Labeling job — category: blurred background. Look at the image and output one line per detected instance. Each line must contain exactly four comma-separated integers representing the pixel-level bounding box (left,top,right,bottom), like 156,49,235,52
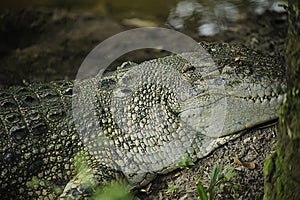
0,0,287,88
0,0,285,36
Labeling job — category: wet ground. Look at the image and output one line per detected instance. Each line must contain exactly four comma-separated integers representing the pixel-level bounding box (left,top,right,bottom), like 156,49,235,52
0,3,287,200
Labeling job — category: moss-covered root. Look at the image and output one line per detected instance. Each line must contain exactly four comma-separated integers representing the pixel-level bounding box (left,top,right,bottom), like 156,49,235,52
264,0,300,199
263,133,300,200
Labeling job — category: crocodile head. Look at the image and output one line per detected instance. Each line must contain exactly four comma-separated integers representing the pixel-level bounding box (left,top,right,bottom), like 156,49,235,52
179,43,285,138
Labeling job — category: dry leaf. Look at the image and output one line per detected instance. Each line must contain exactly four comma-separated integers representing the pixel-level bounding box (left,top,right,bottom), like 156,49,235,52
140,183,152,193
234,56,241,61
234,156,256,170
234,156,243,165
159,192,163,200
242,161,256,170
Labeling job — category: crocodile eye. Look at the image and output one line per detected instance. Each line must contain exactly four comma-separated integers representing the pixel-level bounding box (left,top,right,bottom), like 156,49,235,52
10,125,28,142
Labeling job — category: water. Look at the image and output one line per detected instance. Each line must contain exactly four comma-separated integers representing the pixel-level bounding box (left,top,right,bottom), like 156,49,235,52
167,0,285,36
1,0,285,36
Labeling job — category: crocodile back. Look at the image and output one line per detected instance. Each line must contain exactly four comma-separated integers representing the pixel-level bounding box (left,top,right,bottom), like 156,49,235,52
0,81,79,199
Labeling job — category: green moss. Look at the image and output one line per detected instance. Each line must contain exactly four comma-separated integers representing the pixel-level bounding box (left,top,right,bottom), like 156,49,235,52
263,153,275,182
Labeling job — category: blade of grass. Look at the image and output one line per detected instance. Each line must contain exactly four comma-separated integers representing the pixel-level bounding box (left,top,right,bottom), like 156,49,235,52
197,181,208,200
208,165,222,199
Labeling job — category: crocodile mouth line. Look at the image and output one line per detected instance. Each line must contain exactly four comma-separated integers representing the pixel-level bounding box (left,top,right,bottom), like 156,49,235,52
179,90,285,112
230,92,285,104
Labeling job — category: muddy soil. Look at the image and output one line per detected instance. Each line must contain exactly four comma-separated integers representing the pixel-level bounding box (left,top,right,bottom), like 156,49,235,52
0,7,287,200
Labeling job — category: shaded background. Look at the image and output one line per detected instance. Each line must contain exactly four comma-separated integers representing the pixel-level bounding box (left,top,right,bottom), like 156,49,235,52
0,0,286,86
0,0,285,35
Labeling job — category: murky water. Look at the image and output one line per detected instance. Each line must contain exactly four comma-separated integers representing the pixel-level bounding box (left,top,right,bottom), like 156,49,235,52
167,0,284,36
1,0,285,36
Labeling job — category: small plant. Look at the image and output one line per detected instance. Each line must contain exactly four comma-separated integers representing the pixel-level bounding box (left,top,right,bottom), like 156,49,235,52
166,184,180,194
197,165,239,200
92,182,133,200
177,156,195,169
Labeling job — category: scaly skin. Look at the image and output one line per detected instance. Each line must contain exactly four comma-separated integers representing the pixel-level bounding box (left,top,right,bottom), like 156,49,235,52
0,42,285,199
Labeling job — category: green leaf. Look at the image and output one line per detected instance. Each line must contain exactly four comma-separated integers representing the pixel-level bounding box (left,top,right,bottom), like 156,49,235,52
177,156,195,169
208,165,222,199
223,166,235,180
196,165,239,200
197,181,208,200
209,165,222,188
166,184,180,194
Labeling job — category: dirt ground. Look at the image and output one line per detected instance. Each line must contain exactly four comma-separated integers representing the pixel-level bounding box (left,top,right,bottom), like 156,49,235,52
0,7,287,200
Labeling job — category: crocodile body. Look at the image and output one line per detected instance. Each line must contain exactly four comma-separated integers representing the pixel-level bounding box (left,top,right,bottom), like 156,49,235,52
0,42,285,199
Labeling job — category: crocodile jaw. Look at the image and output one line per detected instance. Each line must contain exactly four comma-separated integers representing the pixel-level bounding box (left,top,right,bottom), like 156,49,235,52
179,62,285,138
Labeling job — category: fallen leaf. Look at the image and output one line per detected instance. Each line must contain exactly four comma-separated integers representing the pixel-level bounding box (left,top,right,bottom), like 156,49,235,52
234,156,243,165
234,56,241,61
242,161,256,170
140,183,152,194
159,192,163,200
234,156,256,170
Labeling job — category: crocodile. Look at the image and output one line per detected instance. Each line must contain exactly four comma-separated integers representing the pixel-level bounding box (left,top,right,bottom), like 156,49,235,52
0,42,285,199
